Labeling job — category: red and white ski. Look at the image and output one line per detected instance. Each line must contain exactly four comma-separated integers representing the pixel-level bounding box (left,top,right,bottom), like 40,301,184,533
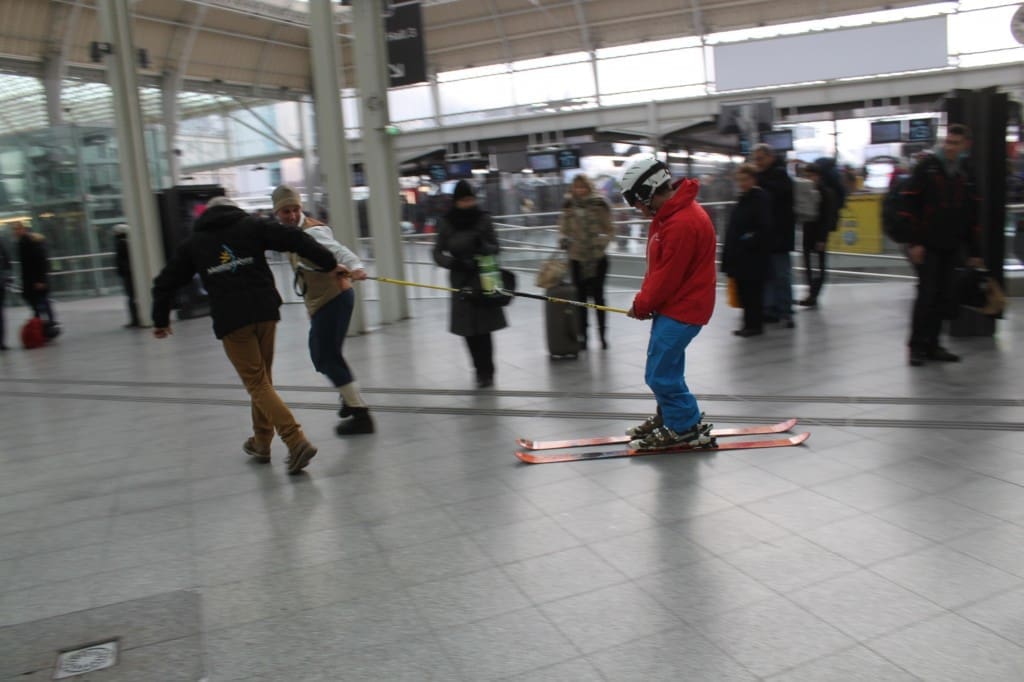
515,432,810,464
516,418,798,451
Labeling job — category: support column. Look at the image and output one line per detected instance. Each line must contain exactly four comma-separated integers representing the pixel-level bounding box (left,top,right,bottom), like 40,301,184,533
43,56,64,126
351,0,408,323
162,72,181,187
308,0,365,332
97,0,163,326
296,99,319,206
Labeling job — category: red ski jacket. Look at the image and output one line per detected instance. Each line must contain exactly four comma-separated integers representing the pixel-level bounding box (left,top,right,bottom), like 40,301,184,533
632,179,717,325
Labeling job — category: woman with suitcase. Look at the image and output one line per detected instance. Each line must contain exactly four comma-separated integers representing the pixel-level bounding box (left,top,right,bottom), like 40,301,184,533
559,174,615,349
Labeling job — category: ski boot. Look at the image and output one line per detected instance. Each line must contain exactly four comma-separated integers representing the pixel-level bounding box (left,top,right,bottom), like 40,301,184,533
629,420,714,451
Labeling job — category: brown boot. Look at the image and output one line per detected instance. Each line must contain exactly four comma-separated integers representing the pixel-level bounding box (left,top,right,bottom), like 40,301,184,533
243,437,271,463
286,440,318,474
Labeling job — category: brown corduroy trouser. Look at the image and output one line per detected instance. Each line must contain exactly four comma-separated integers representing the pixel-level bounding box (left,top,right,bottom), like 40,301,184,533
221,321,306,450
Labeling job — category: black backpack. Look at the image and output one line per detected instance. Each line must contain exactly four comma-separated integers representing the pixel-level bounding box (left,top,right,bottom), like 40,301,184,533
881,175,914,244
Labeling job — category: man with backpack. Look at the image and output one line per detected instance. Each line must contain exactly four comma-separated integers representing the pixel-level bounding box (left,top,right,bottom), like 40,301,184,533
897,124,984,367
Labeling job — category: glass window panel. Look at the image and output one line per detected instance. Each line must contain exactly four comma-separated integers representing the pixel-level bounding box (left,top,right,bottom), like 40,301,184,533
597,36,702,59
598,48,704,95
949,5,1020,53
958,46,1024,66
389,84,434,122
438,73,515,115
438,64,509,83
600,84,705,107
512,62,595,105
513,52,590,70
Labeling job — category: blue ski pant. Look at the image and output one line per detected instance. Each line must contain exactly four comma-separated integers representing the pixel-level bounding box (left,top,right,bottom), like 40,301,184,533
644,314,703,433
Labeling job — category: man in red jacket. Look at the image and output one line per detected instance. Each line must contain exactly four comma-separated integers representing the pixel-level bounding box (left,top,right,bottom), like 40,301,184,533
619,156,718,450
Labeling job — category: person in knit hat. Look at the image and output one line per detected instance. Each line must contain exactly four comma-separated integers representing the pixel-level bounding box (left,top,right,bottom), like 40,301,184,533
432,180,506,388
271,185,375,435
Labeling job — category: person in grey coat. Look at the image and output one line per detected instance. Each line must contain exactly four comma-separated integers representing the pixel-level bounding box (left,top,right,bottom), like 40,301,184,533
432,180,507,388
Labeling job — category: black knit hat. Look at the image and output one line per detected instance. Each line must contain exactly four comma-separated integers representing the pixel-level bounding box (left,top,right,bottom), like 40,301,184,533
452,180,475,201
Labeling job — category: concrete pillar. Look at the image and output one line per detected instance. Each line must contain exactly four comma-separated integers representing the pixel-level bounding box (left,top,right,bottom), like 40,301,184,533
162,72,181,187
308,0,365,332
97,0,163,326
351,0,408,323
43,56,64,126
297,99,319,206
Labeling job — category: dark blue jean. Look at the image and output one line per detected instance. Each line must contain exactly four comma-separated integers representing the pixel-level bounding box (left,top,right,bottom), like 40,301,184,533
309,289,355,387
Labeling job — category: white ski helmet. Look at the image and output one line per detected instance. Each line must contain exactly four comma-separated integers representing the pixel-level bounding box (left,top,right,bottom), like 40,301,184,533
618,155,672,208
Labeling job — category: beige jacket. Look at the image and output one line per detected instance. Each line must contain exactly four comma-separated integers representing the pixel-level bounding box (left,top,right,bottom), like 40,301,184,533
289,215,364,316
558,194,614,263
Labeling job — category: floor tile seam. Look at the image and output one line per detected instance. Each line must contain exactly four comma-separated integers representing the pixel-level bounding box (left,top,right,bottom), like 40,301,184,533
734,494,865,538
493,546,632,611
864,460,997,495
8,384,1024,429
863,497,1009,543
425,603,571,681
0,459,189,499
859,608,1024,659
711,541,864,598
683,589,860,675
862,554,1024,612
193,553,404,606
804,471,933,513
191,538,387,588
547,501,664,546
0,519,118,562
936,531,1024,580
618,489,739,524
21,375,1024,407
759,642,926,682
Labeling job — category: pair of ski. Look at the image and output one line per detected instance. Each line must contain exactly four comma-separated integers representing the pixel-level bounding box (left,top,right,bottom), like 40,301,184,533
515,418,808,464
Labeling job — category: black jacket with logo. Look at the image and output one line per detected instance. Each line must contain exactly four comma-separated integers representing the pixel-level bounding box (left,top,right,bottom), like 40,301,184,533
152,205,336,338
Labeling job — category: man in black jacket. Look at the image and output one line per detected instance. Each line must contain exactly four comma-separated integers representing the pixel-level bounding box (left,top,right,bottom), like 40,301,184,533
13,221,57,325
151,197,339,474
752,144,795,328
901,124,984,366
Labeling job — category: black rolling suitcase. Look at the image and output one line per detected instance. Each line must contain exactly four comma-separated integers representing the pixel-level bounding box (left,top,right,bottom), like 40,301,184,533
545,282,581,358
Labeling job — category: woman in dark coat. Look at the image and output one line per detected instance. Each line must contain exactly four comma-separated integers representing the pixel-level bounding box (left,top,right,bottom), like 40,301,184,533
721,164,773,337
433,180,507,387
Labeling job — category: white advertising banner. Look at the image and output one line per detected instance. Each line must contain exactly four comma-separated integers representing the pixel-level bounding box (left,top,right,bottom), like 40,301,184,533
714,16,949,92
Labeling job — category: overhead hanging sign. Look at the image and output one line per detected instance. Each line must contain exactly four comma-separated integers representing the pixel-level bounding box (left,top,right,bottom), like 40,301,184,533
385,2,427,88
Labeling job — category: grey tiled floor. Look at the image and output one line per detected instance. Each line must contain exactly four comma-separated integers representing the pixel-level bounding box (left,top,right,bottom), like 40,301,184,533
1,278,1022,681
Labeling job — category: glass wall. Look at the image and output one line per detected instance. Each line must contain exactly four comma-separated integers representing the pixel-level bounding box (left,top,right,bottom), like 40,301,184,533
0,124,166,300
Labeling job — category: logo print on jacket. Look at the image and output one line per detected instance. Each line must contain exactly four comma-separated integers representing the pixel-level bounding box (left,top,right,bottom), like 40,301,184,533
207,244,255,275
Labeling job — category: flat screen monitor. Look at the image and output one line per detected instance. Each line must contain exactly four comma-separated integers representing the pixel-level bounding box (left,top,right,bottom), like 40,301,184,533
527,152,559,172
908,118,935,142
557,149,581,170
719,99,774,134
870,120,903,144
759,129,794,152
446,161,476,179
427,163,447,182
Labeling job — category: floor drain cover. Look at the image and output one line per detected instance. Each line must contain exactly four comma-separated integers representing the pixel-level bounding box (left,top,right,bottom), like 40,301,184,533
54,640,118,679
